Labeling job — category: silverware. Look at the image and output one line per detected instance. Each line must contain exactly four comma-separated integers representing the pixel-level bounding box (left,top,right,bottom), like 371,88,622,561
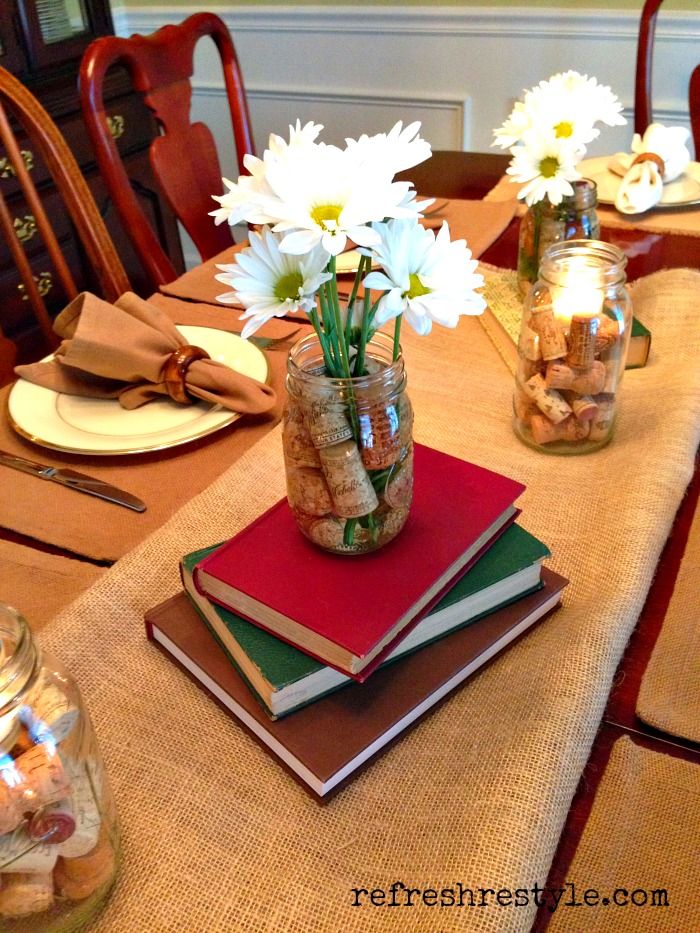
0,450,146,512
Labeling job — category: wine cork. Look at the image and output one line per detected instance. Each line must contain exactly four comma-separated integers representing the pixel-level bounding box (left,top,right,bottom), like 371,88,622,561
521,374,572,424
571,396,599,422
28,805,77,846
54,771,101,858
530,414,590,445
0,831,58,872
359,403,401,471
595,315,619,354
282,406,321,469
529,305,567,360
518,322,542,362
0,871,54,917
9,744,71,811
20,683,79,745
545,360,606,395
301,397,353,448
0,784,23,836
285,467,333,516
588,395,616,442
566,315,599,368
305,517,347,550
318,441,379,518
54,827,116,901
513,388,537,423
378,505,409,541
384,450,414,510
517,354,542,383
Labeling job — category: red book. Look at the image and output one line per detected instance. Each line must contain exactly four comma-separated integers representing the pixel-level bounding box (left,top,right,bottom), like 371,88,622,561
193,444,525,679
145,570,568,800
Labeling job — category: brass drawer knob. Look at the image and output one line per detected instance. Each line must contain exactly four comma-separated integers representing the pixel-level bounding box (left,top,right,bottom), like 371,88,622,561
18,271,53,300
106,115,125,140
13,214,37,243
0,150,35,179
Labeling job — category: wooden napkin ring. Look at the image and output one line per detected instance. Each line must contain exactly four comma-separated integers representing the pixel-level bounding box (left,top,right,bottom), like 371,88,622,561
631,151,665,178
162,345,211,404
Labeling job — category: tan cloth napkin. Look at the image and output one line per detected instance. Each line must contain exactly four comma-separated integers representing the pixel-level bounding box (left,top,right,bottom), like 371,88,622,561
159,199,518,307
15,292,276,414
608,124,692,215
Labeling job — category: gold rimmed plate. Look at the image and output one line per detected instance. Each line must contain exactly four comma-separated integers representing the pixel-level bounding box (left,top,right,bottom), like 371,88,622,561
8,326,269,455
580,156,700,209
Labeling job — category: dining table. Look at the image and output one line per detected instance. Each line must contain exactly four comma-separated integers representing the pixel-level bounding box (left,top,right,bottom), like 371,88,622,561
0,150,699,933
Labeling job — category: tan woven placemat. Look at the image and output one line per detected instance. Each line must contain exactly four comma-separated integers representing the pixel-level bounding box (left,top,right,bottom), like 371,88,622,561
485,175,700,237
548,736,700,933
636,494,700,744
159,199,517,306
0,540,105,632
0,300,308,562
36,265,700,932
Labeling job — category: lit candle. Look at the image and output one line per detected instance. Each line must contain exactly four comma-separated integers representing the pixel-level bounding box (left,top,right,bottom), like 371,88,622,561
552,257,603,324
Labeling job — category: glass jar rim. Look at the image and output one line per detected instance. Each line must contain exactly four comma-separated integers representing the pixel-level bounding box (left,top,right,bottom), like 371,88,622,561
0,602,40,714
540,238,627,286
286,330,405,391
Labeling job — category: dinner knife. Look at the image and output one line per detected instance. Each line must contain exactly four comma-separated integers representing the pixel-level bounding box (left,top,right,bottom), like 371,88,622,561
0,450,146,512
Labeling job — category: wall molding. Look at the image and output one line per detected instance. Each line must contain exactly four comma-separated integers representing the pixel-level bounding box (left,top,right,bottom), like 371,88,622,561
112,5,699,42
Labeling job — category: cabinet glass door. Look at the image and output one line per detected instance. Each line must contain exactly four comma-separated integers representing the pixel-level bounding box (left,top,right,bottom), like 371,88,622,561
36,0,88,45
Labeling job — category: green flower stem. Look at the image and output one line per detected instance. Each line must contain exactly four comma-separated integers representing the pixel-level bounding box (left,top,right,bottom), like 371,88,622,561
343,517,358,547
327,258,353,382
355,295,381,376
344,255,369,346
308,306,335,373
392,313,403,362
317,283,340,374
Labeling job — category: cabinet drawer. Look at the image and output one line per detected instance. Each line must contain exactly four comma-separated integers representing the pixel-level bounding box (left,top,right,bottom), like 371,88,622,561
0,185,75,271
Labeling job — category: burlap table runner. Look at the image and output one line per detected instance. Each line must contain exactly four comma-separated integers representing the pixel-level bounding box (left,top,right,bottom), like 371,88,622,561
636,494,700,744
0,298,308,562
0,540,105,631
548,736,700,933
159,199,517,306
37,265,700,932
485,174,700,237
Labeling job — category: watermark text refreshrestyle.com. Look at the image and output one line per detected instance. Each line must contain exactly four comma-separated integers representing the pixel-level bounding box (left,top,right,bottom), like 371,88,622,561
350,881,669,915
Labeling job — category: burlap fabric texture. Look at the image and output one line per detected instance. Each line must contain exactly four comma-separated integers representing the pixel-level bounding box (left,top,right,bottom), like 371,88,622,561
38,266,700,932
548,736,700,933
636,493,700,744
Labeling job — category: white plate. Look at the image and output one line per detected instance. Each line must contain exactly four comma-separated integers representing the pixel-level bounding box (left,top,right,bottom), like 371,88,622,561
8,326,269,455
580,156,700,208
335,250,380,275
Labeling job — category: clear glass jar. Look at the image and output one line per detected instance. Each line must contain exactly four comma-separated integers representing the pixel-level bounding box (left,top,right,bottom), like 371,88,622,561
283,331,413,554
0,604,119,930
517,178,600,297
513,239,632,454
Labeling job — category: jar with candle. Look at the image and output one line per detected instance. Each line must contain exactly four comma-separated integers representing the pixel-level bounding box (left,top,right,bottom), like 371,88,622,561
513,240,632,454
517,179,601,297
0,603,119,930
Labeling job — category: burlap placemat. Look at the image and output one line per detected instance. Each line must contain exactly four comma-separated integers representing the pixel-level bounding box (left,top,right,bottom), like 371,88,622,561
0,540,105,632
485,174,700,237
636,494,700,744
37,265,700,932
159,199,517,306
548,736,700,933
0,299,308,562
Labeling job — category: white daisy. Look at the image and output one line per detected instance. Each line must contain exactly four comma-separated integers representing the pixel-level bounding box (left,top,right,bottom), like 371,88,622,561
492,101,534,149
214,227,331,338
344,120,432,175
506,137,582,206
363,219,485,336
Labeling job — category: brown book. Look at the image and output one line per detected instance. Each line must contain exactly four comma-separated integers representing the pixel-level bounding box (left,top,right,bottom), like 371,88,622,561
145,568,568,800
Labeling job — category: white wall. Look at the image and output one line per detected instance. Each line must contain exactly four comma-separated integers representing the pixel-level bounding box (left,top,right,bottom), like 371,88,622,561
111,4,699,265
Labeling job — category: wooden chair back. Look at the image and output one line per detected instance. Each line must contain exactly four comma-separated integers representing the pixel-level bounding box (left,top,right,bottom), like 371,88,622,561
634,0,664,138
79,12,255,293
0,66,130,364
690,65,700,159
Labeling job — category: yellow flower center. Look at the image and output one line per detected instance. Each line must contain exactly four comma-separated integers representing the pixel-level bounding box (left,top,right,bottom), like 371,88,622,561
310,204,343,230
538,156,561,179
405,273,431,299
274,271,303,302
554,121,574,138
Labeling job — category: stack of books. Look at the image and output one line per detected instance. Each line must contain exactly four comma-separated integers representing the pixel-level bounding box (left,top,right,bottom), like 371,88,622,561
145,443,567,799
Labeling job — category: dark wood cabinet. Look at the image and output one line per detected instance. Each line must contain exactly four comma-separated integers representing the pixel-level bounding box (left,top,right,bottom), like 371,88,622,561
0,0,185,363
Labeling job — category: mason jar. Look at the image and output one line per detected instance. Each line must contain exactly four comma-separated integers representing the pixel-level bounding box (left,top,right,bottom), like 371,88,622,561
283,331,413,554
513,240,632,454
0,603,119,930
517,178,601,296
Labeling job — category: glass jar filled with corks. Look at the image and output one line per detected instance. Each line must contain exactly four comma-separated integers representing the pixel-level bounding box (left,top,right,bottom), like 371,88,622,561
0,603,119,930
283,330,413,554
513,240,632,454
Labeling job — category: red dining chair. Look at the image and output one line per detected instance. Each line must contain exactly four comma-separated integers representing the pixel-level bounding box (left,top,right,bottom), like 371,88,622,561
79,12,255,293
690,65,700,159
0,66,130,367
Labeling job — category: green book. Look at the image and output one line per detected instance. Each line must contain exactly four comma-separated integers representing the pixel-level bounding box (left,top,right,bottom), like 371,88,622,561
180,524,550,720
626,316,651,369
